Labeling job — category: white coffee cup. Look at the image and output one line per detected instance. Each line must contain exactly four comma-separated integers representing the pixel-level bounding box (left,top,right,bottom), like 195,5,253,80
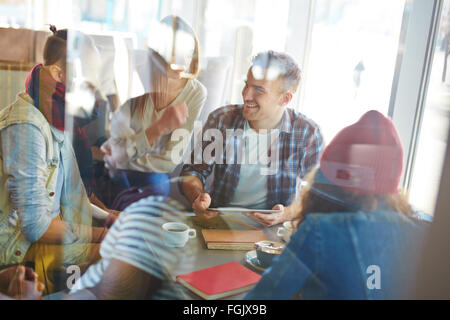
277,221,295,243
162,222,196,248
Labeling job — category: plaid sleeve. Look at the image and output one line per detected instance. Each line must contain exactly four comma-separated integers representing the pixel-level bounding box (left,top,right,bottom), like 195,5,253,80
299,124,324,178
179,110,220,189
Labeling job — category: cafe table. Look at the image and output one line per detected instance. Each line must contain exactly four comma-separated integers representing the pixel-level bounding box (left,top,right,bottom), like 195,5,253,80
172,212,282,300
44,212,283,300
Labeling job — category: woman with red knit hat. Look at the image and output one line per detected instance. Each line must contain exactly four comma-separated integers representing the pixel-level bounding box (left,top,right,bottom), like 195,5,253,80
246,110,431,299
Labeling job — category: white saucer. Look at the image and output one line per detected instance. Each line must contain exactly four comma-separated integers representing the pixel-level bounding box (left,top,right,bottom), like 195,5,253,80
245,250,267,272
209,207,282,214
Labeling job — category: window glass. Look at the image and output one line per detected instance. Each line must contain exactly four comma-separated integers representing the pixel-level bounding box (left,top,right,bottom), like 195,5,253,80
409,0,450,215
301,0,405,143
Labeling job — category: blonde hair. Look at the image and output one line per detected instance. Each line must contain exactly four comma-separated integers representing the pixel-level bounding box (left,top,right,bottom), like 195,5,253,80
133,16,200,118
161,15,200,78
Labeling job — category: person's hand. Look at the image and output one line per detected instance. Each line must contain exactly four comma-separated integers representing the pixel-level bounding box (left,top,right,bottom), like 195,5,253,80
192,193,218,219
100,139,112,156
6,266,44,300
104,211,119,229
0,266,37,293
91,146,105,161
244,204,290,227
158,102,188,133
101,137,129,170
94,227,108,243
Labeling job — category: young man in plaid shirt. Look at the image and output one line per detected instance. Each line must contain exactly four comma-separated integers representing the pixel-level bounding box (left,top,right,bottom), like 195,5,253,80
180,51,324,227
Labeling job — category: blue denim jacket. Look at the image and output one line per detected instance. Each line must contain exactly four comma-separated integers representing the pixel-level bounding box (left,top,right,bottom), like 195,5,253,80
0,93,93,265
245,210,430,300
1,124,64,243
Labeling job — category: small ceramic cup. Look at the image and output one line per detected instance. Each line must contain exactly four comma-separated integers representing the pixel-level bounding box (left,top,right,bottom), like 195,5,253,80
254,240,285,267
162,222,196,248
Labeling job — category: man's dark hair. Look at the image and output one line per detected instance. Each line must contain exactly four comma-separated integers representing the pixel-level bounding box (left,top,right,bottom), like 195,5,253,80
43,25,67,67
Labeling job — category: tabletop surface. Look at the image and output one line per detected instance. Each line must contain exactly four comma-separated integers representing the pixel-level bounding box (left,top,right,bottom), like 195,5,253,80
172,213,282,300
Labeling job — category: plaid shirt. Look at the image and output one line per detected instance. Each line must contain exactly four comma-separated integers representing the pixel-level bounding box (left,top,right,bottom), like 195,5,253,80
180,105,324,208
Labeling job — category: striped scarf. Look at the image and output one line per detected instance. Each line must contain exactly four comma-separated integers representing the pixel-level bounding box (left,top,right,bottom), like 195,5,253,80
25,63,97,194
25,64,66,130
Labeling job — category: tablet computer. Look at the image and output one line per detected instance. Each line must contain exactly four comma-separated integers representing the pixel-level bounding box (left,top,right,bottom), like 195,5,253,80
208,207,282,214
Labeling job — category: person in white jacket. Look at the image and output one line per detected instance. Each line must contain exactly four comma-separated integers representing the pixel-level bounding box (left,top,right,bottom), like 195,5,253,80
100,16,206,210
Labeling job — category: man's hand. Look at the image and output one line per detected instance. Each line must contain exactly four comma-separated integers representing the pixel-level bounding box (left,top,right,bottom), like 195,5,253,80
244,204,291,227
158,102,188,133
5,266,44,300
192,193,218,219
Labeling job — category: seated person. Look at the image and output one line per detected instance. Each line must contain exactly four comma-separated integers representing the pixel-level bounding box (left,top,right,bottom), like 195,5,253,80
0,29,111,294
180,50,323,226
245,110,431,299
44,26,105,197
63,197,191,300
0,266,44,300
100,15,206,211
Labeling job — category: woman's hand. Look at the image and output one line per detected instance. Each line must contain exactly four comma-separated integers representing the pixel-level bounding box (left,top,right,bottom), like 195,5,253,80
91,146,105,161
158,102,188,133
101,137,129,170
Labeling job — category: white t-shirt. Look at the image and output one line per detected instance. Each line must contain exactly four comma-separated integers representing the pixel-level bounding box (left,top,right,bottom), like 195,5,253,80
228,121,272,210
70,197,189,299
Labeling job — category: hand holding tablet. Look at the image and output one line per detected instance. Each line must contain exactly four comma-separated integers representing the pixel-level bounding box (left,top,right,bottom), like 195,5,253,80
208,207,282,214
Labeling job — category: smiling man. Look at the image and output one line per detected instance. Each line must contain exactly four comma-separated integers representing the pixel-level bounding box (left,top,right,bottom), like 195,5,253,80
180,51,324,226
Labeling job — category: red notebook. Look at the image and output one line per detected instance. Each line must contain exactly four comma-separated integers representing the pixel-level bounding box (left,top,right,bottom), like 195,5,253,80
176,262,262,300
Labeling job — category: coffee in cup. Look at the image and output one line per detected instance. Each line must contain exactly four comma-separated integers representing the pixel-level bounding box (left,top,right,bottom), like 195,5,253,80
162,222,196,248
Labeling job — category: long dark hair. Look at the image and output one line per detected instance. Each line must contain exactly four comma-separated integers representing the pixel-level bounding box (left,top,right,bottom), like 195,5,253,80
43,25,67,68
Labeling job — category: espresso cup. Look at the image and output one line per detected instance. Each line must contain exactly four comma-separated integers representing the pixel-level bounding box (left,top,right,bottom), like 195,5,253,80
277,221,295,243
162,222,196,248
254,240,285,267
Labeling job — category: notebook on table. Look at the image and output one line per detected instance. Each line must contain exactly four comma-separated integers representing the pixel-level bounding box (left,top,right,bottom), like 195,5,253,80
176,262,261,300
201,229,267,250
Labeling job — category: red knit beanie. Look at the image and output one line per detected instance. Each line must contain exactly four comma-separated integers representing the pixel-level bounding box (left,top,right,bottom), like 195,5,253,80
319,110,403,195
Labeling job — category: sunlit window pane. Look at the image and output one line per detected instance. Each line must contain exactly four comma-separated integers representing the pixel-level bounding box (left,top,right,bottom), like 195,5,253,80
409,0,450,215
301,0,405,143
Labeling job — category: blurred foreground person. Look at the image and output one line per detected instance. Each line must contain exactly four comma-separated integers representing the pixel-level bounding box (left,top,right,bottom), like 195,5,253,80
100,15,206,210
246,110,431,299
64,197,189,300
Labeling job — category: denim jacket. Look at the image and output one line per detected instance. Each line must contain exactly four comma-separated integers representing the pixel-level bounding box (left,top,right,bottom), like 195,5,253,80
246,210,430,299
0,93,93,266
